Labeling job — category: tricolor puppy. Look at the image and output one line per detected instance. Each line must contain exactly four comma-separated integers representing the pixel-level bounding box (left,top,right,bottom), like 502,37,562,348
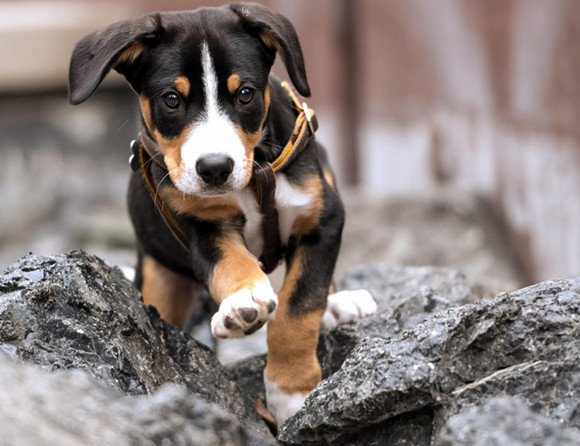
69,3,376,425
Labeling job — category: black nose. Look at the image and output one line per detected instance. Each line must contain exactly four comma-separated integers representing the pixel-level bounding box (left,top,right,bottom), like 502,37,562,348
196,155,234,186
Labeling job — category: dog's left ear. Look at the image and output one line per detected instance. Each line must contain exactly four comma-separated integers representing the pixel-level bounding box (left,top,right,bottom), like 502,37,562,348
230,2,311,97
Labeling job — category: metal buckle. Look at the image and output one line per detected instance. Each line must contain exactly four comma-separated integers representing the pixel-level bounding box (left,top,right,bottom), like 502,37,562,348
302,102,316,135
129,139,140,171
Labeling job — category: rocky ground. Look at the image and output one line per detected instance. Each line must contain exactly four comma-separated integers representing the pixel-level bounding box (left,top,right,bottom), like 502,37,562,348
1,89,571,444
1,250,579,445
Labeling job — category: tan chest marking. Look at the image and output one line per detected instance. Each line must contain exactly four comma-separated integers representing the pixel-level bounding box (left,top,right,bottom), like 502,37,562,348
162,188,242,221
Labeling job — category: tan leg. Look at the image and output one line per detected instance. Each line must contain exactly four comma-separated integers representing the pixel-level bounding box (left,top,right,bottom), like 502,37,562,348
207,231,277,338
141,255,201,327
264,246,325,424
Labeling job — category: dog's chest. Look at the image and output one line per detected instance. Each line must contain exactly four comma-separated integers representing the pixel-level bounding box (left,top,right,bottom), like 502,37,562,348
234,175,317,259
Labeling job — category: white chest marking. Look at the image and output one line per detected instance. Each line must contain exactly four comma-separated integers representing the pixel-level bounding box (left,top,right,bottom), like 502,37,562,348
234,175,317,259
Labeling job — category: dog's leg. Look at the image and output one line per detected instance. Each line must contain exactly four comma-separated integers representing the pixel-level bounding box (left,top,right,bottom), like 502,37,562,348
208,231,278,338
264,242,338,425
139,255,202,327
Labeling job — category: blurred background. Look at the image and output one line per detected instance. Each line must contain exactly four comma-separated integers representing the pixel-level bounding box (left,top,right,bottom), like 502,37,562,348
2,0,579,294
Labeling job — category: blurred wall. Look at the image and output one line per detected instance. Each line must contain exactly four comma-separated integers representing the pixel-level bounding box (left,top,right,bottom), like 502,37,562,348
1,0,579,282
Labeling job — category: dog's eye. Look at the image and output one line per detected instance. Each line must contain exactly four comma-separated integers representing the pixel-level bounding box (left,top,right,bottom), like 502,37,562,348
163,92,181,109
237,88,254,105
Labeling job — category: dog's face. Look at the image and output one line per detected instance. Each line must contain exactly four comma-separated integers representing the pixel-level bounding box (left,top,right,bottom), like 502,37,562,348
135,16,272,197
69,3,310,197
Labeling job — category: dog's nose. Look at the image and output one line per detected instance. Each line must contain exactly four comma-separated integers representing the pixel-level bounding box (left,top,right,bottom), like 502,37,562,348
196,155,235,186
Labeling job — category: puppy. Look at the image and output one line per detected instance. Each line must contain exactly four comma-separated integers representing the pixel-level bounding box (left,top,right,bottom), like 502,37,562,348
69,3,375,425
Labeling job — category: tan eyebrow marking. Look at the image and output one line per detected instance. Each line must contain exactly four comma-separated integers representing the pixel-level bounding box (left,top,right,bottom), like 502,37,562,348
174,76,191,97
227,73,241,94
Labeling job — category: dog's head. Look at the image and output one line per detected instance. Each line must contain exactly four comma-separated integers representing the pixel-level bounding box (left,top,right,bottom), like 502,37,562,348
69,3,310,197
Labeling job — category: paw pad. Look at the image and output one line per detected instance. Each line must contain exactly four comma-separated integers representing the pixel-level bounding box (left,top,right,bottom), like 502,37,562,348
211,283,277,339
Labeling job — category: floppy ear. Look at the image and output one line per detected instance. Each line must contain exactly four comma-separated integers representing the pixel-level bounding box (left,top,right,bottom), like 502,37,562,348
68,13,162,105
230,2,311,97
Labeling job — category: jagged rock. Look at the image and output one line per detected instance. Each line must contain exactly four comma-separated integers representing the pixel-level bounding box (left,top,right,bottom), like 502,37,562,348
278,277,580,445
0,350,272,446
436,396,580,446
230,265,487,404
0,251,273,443
3,251,579,446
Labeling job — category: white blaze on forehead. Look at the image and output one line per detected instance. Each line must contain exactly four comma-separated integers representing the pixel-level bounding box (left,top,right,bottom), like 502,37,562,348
177,41,248,194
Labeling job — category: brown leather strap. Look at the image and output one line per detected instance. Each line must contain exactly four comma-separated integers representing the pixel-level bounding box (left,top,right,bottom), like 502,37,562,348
135,139,189,252
139,130,167,170
252,161,282,274
271,82,318,173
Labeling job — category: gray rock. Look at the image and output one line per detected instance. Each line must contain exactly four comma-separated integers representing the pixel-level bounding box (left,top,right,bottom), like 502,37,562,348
0,350,273,446
436,396,580,446
0,250,273,442
3,251,579,446
279,277,580,445
231,265,487,404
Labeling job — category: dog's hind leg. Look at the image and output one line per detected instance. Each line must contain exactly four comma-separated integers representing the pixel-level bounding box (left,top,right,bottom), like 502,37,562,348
137,254,203,327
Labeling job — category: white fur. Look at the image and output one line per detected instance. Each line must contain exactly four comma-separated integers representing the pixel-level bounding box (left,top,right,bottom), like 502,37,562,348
234,188,265,259
321,289,378,330
231,174,318,261
264,375,307,425
177,42,248,195
211,281,278,339
275,175,317,245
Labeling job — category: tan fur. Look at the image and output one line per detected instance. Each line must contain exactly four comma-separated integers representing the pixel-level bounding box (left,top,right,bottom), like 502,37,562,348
234,86,271,181
140,96,153,132
323,167,337,190
209,231,268,303
115,41,147,66
141,255,201,327
328,283,336,295
264,247,323,394
293,175,324,236
162,188,243,220
227,73,241,94
139,95,190,180
154,125,194,186
259,31,284,57
174,76,191,97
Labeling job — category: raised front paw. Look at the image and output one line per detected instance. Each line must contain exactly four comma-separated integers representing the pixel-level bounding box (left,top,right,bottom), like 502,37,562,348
321,289,378,330
211,282,277,338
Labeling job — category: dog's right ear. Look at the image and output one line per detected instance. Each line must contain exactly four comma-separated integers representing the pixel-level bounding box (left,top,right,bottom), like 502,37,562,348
69,14,162,105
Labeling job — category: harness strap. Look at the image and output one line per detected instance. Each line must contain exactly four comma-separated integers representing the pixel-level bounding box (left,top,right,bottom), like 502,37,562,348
131,137,189,252
129,80,317,273
252,161,281,273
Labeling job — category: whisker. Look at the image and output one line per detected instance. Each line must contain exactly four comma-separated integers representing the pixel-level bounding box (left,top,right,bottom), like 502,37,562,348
260,140,285,150
154,171,172,205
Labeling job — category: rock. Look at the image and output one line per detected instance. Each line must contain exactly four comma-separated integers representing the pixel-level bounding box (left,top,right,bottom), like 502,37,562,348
230,265,488,403
2,251,579,446
0,350,272,446
278,277,580,445
0,250,273,443
436,396,580,446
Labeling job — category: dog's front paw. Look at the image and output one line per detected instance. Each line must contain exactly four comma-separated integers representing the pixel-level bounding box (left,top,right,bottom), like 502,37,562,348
211,282,277,338
321,289,377,330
